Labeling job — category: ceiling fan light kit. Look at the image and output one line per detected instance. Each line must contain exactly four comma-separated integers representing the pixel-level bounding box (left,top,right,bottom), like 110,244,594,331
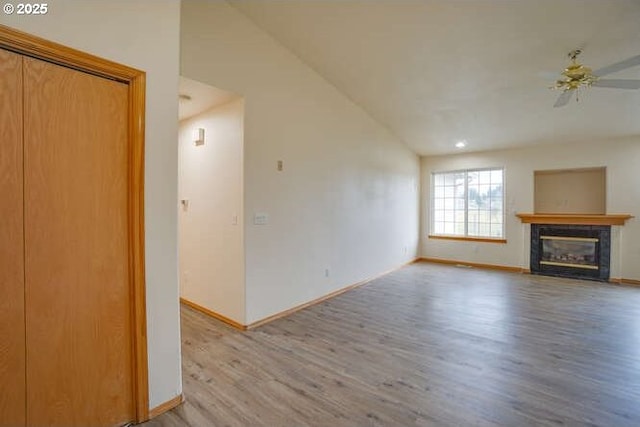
550,49,640,107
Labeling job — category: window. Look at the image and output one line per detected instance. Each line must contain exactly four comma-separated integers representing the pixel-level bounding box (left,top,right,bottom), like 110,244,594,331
431,168,504,239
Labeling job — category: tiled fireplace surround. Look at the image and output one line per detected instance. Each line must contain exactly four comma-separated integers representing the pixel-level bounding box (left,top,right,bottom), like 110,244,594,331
516,214,633,283
530,224,610,281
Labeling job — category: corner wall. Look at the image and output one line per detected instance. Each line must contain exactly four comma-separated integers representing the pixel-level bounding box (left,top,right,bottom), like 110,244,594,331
420,137,640,280
179,99,245,324
181,1,420,324
1,0,183,409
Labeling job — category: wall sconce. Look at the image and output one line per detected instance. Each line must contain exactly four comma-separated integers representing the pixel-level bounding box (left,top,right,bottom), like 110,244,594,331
193,127,205,146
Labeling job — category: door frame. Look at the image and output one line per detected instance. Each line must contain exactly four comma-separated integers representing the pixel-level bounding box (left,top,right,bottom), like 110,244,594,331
0,25,150,422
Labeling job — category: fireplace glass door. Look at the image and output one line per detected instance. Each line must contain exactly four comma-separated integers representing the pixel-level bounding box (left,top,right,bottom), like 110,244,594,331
540,236,598,270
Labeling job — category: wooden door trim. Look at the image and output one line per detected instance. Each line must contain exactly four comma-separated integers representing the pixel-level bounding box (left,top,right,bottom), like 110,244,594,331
0,25,150,422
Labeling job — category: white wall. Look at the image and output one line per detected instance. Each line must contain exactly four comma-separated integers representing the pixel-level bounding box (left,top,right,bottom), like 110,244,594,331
181,1,420,324
420,137,640,280
179,99,245,324
2,0,182,408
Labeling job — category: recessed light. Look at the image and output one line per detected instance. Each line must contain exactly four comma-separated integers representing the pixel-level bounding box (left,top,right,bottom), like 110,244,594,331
455,140,467,149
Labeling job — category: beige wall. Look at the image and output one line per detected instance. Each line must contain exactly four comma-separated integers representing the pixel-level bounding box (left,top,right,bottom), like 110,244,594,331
420,137,640,280
181,1,420,324
1,0,182,408
179,99,245,324
534,167,606,214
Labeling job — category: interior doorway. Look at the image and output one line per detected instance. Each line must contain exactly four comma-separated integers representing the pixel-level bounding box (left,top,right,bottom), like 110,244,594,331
177,77,246,327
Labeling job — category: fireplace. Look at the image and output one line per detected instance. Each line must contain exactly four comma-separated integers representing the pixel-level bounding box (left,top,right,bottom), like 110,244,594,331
530,224,610,281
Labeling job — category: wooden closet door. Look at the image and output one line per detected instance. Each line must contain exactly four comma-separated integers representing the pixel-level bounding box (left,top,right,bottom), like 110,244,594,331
0,49,25,427
23,57,134,426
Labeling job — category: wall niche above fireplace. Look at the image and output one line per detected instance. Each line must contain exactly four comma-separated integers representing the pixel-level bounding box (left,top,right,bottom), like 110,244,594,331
534,167,605,214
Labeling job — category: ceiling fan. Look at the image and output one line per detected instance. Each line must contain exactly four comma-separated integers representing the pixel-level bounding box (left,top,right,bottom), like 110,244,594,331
550,49,640,107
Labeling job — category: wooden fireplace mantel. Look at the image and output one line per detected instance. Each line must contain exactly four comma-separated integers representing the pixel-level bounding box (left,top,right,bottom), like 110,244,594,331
516,213,634,226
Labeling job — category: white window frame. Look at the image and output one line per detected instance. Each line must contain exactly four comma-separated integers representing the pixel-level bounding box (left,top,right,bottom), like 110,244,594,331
430,167,505,241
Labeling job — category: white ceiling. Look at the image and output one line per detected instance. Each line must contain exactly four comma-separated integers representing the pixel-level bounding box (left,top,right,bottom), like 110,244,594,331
179,76,240,121
230,0,640,155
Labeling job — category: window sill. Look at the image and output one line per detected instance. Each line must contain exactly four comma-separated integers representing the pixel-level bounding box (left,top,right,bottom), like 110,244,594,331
428,235,507,244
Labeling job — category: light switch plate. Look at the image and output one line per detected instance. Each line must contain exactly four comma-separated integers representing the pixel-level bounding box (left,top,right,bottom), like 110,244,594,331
254,212,269,225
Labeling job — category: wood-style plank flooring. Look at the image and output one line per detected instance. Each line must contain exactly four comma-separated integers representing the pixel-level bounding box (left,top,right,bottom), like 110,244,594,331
143,262,640,426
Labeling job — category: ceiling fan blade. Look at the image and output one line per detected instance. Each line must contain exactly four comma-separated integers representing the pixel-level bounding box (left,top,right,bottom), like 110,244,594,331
592,54,640,77
553,90,574,108
592,79,640,89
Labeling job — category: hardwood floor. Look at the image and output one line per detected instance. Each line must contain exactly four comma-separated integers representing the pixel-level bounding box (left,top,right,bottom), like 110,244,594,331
144,262,640,426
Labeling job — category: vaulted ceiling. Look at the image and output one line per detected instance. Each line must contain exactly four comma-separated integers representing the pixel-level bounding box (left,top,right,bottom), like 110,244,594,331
230,0,640,155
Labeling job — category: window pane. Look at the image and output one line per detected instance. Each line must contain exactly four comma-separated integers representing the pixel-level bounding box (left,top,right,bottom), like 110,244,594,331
444,199,454,210
489,184,502,200
479,170,491,184
431,168,504,238
479,184,491,198
444,174,456,185
468,185,479,208
491,169,503,183
479,223,490,236
444,186,454,198
468,222,478,236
